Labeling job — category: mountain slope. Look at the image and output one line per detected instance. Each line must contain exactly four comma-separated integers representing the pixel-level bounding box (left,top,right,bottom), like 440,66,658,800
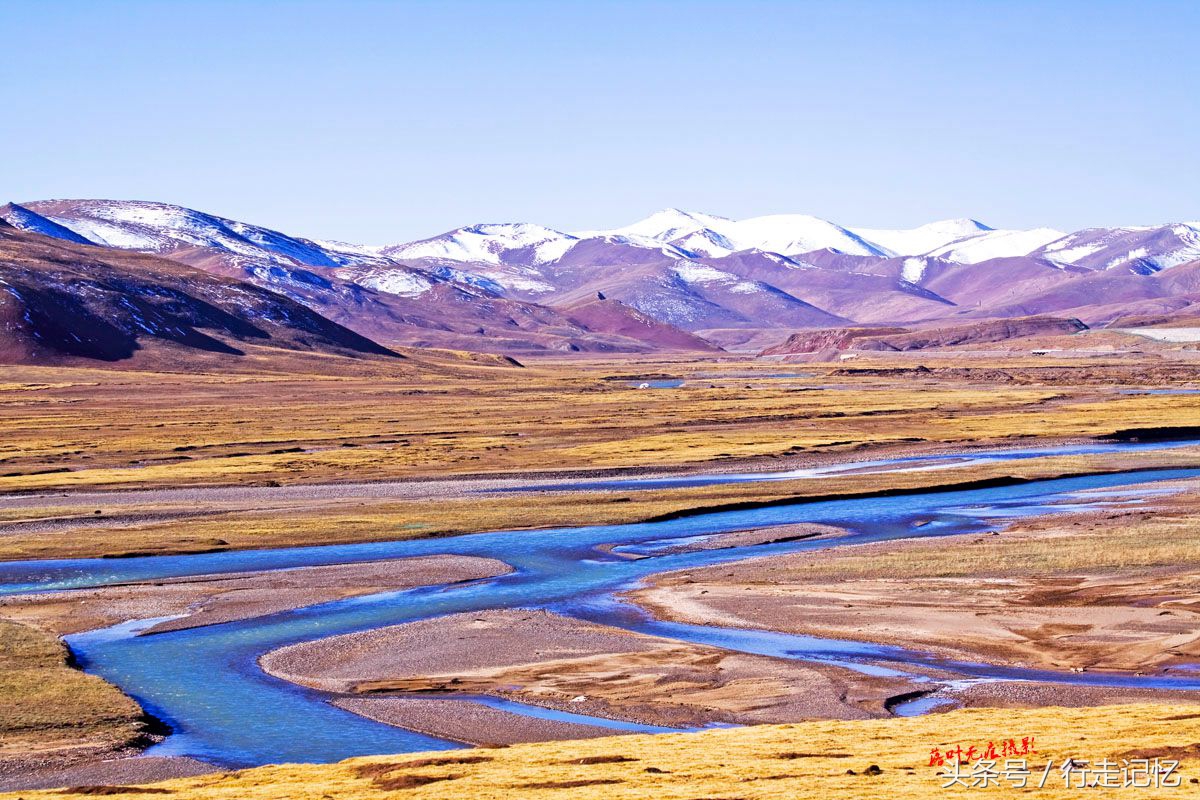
849,218,993,256
0,204,94,245
974,259,1200,324
19,199,347,269
0,225,397,365
763,315,1088,355
1034,225,1200,273
561,296,722,352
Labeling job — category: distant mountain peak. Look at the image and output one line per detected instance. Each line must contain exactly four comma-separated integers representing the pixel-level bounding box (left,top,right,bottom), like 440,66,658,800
921,218,993,233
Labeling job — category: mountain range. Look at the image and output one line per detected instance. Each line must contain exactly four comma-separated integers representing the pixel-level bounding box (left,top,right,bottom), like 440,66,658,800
4,199,1200,360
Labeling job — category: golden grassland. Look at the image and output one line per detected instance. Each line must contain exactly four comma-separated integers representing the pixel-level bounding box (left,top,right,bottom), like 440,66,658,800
0,621,146,767
5,352,1200,560
6,352,1200,790
752,489,1200,581
4,448,1200,561
7,704,1199,799
3,355,1200,494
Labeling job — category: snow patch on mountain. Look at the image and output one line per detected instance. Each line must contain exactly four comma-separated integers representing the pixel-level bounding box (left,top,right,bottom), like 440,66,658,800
584,233,695,259
591,209,887,258
248,265,333,291
387,223,578,266
672,262,761,294
308,239,393,267
1035,224,1200,272
1039,241,1105,263
901,257,930,283
587,209,737,256
477,271,557,294
673,263,737,283
0,204,95,245
734,214,887,257
26,199,342,268
355,269,433,297
927,228,1067,264
852,219,992,257
49,215,164,250
588,210,1061,261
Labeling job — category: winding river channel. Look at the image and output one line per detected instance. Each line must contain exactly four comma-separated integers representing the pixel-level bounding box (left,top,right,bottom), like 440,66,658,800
2,443,1200,769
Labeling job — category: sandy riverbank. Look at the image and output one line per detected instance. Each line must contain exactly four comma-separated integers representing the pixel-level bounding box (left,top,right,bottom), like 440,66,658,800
260,609,918,739
0,555,513,636
627,483,1200,707
333,696,627,747
599,521,847,558
2,756,217,793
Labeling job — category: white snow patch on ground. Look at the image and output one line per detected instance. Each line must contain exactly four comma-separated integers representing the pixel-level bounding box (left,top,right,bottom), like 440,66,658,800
1103,247,1151,271
1041,242,1105,263
48,217,165,250
1117,328,1200,343
356,270,432,297
673,263,736,283
478,271,556,294
901,257,929,283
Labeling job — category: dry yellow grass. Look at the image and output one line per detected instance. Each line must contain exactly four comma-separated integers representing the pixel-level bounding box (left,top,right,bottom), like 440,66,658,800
717,485,1200,582
3,356,1200,494
0,621,146,767
4,447,1199,561
9,704,1198,798
6,354,1200,561
5,355,1200,792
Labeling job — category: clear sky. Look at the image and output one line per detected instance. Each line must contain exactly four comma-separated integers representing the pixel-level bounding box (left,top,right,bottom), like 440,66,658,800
2,0,1197,243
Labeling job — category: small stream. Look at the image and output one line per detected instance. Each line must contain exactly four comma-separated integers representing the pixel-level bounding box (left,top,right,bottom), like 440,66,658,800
494,438,1200,493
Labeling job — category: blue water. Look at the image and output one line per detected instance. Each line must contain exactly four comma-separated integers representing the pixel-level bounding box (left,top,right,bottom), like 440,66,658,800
494,438,1200,493
1118,388,1200,395
4,466,1200,768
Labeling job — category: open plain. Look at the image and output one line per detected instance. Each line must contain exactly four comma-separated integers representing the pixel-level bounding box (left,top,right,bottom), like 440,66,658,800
5,348,1200,794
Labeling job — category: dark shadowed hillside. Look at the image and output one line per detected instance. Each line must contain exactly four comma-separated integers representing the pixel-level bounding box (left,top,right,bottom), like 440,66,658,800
0,225,398,365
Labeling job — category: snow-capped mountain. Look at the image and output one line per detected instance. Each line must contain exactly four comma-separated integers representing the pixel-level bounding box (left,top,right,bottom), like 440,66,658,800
382,224,576,296
580,209,888,258
384,223,578,267
1033,225,1200,273
5,198,1200,356
13,199,352,268
850,218,994,257
924,227,1068,264
578,210,1069,261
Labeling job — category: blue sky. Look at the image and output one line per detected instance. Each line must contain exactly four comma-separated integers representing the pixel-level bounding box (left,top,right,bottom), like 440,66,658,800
2,1,1197,242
